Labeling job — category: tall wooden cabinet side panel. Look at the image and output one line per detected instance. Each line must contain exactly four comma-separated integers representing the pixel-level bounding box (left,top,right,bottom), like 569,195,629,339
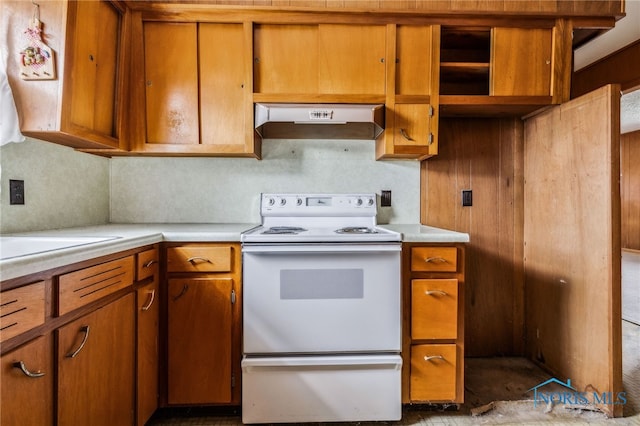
57,293,135,426
0,335,54,426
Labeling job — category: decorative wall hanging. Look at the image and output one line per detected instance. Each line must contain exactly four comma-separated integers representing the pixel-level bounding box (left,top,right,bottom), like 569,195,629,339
19,1,55,80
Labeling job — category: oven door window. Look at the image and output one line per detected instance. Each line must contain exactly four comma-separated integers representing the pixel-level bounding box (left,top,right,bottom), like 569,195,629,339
280,269,363,300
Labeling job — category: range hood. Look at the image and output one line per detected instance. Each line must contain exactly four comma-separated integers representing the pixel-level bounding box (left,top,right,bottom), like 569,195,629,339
255,103,385,140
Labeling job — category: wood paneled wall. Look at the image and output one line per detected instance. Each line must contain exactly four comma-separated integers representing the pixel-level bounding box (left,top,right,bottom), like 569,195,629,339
421,118,524,357
622,130,640,250
572,39,640,98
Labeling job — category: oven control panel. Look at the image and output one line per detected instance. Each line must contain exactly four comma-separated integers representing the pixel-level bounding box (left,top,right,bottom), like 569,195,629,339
261,193,377,216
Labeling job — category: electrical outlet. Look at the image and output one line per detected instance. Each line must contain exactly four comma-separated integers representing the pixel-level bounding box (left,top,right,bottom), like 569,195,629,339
381,190,392,207
462,190,472,207
10,179,25,205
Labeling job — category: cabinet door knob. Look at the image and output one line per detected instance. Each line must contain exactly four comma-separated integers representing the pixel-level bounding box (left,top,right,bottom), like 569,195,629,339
187,256,212,264
425,290,448,296
143,259,158,268
13,361,45,378
172,284,189,301
66,325,90,358
424,256,447,264
400,128,414,141
424,355,445,362
141,289,156,311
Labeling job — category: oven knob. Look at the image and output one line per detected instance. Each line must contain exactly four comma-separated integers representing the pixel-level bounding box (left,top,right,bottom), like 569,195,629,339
279,198,287,206
267,197,275,206
367,198,375,206
296,198,303,206
356,198,363,206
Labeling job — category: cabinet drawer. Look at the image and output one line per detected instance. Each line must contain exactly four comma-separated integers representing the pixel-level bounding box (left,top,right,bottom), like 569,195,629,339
411,247,457,272
58,256,134,316
0,281,46,342
411,279,458,340
137,248,159,281
410,344,457,401
166,246,232,273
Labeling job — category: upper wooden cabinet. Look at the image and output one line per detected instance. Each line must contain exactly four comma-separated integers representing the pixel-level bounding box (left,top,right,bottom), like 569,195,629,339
7,0,126,150
377,25,440,160
439,21,572,117
253,24,386,99
129,20,256,156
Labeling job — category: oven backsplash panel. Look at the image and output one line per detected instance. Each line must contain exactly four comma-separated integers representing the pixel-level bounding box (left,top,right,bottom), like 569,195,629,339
109,139,420,224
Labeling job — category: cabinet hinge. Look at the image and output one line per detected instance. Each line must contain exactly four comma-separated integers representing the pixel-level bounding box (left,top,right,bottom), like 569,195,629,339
231,289,236,304
232,372,236,388
428,105,434,117
428,133,434,145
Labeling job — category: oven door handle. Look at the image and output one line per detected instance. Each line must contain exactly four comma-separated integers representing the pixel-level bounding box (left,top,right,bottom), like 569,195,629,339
242,244,401,254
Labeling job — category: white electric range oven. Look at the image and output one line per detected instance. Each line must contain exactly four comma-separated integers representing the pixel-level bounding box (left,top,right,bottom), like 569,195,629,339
241,193,402,424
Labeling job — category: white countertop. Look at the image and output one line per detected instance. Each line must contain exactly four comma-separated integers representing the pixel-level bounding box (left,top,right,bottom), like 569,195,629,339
0,223,468,282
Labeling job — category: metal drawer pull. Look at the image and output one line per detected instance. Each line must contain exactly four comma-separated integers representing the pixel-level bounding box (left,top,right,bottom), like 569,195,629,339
424,257,447,263
187,256,212,264
425,290,448,296
143,259,158,268
400,128,414,141
13,361,45,378
424,355,445,362
141,289,156,311
66,325,90,358
173,284,189,301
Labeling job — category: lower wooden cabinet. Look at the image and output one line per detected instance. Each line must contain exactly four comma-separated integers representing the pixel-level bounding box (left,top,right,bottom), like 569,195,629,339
164,243,242,406
57,293,135,426
403,243,465,404
1,334,54,426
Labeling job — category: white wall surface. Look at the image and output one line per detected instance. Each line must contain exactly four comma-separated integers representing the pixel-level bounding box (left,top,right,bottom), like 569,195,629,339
109,139,420,224
574,0,640,71
0,138,110,233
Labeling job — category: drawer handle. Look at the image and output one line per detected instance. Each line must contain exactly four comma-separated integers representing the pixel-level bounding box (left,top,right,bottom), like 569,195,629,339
141,289,156,311
13,361,45,378
424,355,445,362
172,284,189,301
424,257,448,264
187,256,212,264
425,290,448,296
400,128,414,141
66,325,90,358
143,259,158,268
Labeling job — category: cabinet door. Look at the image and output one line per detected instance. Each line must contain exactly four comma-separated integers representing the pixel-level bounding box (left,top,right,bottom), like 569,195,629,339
490,27,552,96
396,25,436,96
318,24,386,95
57,294,135,426
65,0,119,136
144,22,199,144
1,335,53,426
253,24,318,94
168,278,233,404
393,104,436,154
137,279,159,426
200,23,247,149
